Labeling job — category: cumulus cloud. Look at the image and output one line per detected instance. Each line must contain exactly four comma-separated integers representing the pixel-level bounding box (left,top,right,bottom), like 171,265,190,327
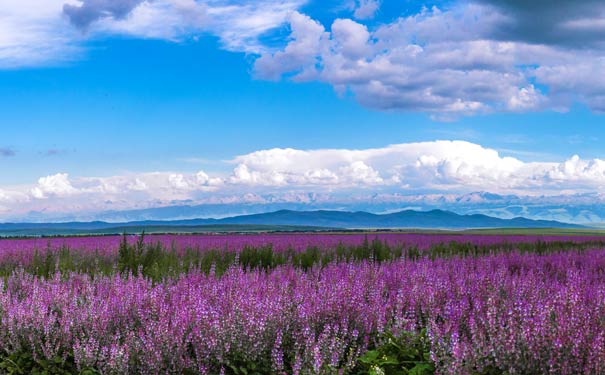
353,0,380,20
507,85,545,112
2,141,605,219
2,0,603,116
254,12,327,80
254,2,605,116
534,58,605,113
339,161,383,185
227,141,590,192
30,173,78,199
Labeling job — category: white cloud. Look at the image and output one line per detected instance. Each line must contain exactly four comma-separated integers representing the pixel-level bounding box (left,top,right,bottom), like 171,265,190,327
330,18,371,59
353,0,380,20
93,0,306,52
507,84,545,112
93,0,209,40
254,3,605,116
254,11,327,80
31,173,78,199
534,57,605,112
545,155,605,183
339,161,383,184
227,141,605,194
0,0,306,67
0,0,82,68
168,173,190,189
128,178,148,191
3,141,605,219
224,141,605,193
2,0,603,116
205,0,307,53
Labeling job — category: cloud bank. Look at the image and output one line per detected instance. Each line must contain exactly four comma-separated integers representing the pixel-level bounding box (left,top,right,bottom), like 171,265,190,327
2,140,605,220
255,2,605,117
0,0,305,68
1,0,603,116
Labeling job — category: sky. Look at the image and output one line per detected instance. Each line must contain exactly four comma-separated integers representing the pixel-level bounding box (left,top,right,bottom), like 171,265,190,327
0,0,604,222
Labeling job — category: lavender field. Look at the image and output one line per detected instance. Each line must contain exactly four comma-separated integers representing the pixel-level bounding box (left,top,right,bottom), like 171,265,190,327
0,233,604,374
2,232,604,263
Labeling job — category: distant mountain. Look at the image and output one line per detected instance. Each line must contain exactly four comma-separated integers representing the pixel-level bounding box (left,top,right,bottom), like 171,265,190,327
210,209,583,229
0,209,585,236
17,191,605,225
0,224,336,237
14,191,605,225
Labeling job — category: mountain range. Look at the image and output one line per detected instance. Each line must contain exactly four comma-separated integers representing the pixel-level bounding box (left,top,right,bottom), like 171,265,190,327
15,191,605,226
0,209,585,236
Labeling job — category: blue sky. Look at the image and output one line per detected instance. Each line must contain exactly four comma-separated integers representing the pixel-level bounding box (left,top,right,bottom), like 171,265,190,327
0,0,604,221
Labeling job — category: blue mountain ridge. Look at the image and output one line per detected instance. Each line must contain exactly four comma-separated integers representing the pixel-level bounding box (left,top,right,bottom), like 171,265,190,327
0,209,585,236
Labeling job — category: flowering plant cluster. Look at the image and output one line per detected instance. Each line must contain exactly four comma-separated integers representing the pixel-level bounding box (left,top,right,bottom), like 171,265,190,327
0,233,603,374
2,232,603,261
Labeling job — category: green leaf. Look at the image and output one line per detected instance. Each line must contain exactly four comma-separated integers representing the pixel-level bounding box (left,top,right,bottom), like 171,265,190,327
368,366,385,375
409,363,435,375
359,350,380,363
377,355,399,365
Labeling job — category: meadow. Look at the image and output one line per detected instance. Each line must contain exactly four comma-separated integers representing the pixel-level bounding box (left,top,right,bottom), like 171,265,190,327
0,232,604,374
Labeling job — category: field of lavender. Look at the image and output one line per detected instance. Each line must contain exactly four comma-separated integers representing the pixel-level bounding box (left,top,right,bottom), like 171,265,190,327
0,233,604,374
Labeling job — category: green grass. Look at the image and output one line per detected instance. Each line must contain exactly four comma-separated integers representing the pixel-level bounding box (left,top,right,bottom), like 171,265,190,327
457,227,605,236
0,224,339,237
5,233,605,281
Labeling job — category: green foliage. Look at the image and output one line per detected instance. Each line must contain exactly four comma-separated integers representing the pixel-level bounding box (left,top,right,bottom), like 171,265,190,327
354,330,435,375
471,365,507,375
225,362,269,375
221,350,273,375
4,234,604,282
0,349,99,375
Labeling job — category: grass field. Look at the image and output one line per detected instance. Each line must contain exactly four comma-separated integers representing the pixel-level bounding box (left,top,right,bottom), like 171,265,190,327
3,225,605,239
